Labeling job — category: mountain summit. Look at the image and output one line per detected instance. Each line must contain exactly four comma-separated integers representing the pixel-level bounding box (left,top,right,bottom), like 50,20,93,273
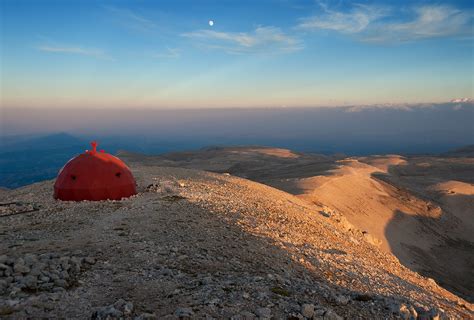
0,147,472,318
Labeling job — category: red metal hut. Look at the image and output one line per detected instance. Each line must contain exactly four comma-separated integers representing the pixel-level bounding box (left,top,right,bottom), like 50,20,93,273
54,141,137,201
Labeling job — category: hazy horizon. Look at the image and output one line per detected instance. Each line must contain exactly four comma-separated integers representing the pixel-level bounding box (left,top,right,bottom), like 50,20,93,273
2,102,473,156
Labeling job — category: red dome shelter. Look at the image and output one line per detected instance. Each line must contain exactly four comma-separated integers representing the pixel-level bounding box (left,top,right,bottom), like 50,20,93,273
54,141,137,201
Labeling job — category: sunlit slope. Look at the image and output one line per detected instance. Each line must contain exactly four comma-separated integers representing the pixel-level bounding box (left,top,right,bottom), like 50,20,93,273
0,163,471,318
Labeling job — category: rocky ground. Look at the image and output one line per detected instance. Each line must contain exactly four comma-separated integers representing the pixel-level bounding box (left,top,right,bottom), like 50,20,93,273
119,147,474,303
0,164,472,319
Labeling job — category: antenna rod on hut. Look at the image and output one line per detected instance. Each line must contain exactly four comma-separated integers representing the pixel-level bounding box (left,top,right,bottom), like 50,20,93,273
90,141,98,154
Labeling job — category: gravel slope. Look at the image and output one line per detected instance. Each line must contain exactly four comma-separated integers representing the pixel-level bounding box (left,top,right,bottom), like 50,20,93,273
0,165,472,319
118,147,474,303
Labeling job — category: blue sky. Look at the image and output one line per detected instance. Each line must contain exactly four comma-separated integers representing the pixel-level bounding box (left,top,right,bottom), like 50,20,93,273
1,0,473,108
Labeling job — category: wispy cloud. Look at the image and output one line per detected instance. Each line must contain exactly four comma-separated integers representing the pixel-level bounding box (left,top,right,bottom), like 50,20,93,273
182,26,303,54
298,4,473,43
37,45,112,60
104,5,156,31
151,47,180,59
364,5,473,43
298,4,387,34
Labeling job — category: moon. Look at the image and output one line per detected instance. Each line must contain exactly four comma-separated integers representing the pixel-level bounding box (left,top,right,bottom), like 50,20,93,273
208,20,214,26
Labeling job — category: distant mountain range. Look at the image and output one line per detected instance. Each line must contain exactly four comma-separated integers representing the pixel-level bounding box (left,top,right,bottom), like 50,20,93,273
450,98,473,103
443,145,474,157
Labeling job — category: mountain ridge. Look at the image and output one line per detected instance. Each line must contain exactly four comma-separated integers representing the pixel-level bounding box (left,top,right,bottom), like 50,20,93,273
0,165,472,318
